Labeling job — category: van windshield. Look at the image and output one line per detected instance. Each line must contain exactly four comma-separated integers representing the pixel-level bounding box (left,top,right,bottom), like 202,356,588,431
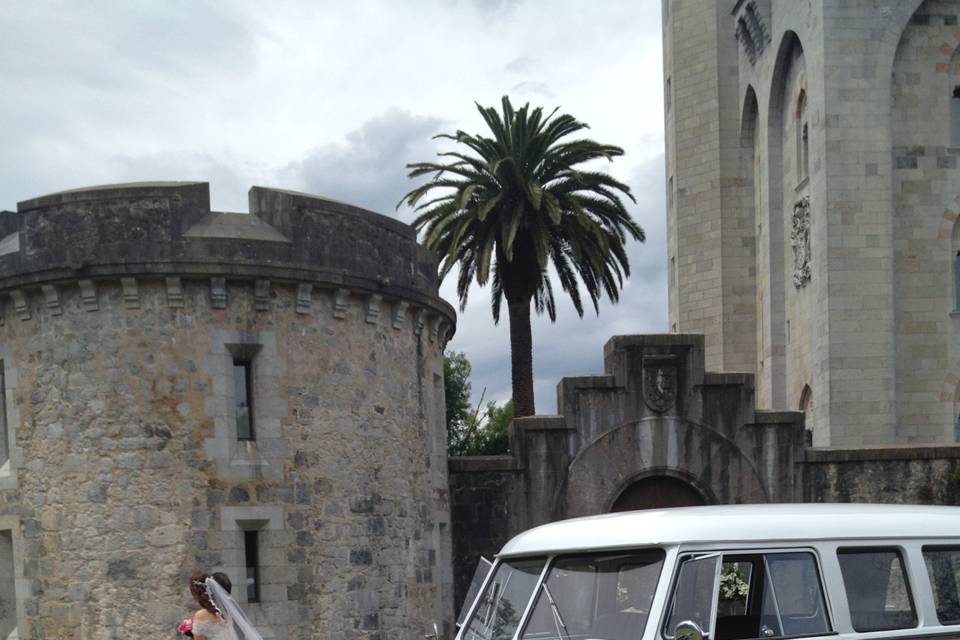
520,551,665,640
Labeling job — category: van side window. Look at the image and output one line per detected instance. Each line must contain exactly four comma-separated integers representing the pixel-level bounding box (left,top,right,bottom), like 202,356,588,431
837,548,917,632
665,553,721,638
922,546,960,625
664,552,831,640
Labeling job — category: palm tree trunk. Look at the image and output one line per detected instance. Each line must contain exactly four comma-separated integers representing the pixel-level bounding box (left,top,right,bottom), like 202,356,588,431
507,297,535,417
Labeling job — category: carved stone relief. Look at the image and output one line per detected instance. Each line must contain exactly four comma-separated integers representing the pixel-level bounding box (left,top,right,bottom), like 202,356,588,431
791,196,811,288
643,363,677,414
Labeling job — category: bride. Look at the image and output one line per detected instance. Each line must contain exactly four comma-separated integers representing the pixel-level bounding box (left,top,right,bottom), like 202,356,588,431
189,571,264,640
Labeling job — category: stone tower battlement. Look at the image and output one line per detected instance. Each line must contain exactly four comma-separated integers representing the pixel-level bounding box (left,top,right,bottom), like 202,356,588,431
0,182,455,337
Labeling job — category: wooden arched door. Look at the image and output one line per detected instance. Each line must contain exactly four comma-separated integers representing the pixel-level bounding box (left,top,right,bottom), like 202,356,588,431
610,475,707,512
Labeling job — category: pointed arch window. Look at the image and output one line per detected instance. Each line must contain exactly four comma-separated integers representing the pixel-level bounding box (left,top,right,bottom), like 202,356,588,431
953,220,960,312
800,384,813,442
955,250,960,312
797,90,810,185
952,86,960,146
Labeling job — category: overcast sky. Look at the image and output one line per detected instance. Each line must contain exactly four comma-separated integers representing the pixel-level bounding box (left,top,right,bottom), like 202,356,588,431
0,0,666,414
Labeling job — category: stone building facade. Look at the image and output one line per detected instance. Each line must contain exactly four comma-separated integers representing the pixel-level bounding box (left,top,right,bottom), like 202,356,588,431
0,182,455,639
664,0,960,447
448,0,960,607
448,333,960,610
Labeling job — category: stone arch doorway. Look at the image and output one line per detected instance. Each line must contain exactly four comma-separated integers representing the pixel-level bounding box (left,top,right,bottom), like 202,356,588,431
610,475,707,512
559,417,769,519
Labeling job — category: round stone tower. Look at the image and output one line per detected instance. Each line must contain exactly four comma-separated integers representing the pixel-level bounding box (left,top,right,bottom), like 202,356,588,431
0,182,455,639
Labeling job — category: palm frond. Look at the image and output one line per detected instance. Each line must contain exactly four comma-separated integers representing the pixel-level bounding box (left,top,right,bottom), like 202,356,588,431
398,94,644,320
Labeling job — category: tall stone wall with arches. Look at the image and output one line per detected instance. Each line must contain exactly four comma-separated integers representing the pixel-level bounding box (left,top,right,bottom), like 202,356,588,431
891,0,960,442
664,0,960,448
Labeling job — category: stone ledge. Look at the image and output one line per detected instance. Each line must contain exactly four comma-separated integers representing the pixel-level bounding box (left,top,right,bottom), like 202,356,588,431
0,276,454,347
805,444,960,463
514,415,570,432
749,410,803,424
448,456,521,473
703,372,754,386
604,333,704,351
558,375,616,389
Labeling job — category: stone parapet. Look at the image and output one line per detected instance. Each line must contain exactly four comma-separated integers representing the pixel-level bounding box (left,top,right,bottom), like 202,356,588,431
0,182,455,338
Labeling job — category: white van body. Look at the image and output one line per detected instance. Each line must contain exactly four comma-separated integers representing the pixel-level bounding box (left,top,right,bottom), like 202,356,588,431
455,504,960,640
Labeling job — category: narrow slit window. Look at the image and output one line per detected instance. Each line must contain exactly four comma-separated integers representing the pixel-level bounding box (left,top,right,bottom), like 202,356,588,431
952,86,960,146
234,359,254,440
0,529,16,638
244,529,260,603
797,90,809,184
801,123,809,179
954,251,960,311
0,360,7,467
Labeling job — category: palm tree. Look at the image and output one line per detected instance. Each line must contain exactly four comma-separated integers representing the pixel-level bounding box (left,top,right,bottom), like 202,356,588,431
399,96,643,417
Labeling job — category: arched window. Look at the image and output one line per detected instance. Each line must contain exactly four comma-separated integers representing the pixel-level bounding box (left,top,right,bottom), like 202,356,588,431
796,89,809,184
955,250,960,312
954,381,960,442
953,219,960,311
799,384,813,441
952,86,960,146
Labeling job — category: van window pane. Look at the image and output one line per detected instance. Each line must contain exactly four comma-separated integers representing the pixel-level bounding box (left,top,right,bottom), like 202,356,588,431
463,558,544,640
714,553,829,640
765,553,830,636
923,547,960,625
520,551,664,640
838,548,916,632
665,554,721,638
458,557,494,627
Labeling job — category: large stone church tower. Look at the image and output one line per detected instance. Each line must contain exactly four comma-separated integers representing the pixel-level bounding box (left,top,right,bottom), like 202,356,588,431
664,0,960,447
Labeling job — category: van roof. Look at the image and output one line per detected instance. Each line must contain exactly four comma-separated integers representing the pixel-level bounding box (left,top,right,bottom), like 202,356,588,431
497,503,960,557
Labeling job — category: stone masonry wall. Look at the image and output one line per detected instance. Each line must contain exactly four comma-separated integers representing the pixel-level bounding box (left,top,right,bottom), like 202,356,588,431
447,458,521,613
0,183,455,640
0,275,451,640
805,446,960,504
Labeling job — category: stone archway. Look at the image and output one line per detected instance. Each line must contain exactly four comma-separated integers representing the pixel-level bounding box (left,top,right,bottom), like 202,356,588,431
559,417,769,519
610,474,707,512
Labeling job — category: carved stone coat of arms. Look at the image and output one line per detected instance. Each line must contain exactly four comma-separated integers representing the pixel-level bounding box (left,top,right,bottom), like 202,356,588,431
643,365,676,413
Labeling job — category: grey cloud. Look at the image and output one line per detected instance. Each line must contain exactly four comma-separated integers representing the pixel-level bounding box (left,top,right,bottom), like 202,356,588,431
291,110,447,218
0,3,254,88
504,55,537,74
509,81,555,99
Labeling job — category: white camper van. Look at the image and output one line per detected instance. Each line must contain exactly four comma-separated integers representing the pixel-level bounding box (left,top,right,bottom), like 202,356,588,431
455,504,960,640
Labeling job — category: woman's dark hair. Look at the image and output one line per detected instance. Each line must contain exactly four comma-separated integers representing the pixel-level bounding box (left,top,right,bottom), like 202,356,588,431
212,571,232,594
189,571,220,616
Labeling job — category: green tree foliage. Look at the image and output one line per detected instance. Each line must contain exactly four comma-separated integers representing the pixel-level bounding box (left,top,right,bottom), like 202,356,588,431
444,351,473,452
444,352,513,456
461,399,512,456
401,96,643,417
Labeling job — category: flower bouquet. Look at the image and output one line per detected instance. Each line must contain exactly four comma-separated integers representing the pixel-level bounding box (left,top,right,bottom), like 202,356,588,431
178,618,194,637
